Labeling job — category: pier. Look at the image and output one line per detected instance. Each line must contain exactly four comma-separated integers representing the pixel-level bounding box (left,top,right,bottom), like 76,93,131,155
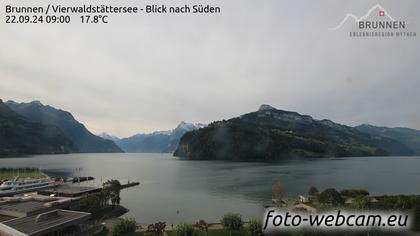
121,181,140,189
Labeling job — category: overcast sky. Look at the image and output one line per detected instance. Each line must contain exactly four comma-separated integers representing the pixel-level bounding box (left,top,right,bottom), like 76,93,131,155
1,0,419,137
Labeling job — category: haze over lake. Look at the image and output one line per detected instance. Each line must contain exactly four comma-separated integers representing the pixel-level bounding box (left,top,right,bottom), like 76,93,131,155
0,154,419,223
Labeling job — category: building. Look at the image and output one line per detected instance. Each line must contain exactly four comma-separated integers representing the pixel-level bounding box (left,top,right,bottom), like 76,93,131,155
298,195,309,203
37,185,101,198
0,209,97,236
0,197,73,218
0,200,53,218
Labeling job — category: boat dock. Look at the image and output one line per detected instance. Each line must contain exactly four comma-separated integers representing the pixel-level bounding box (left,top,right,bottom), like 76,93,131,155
121,181,140,189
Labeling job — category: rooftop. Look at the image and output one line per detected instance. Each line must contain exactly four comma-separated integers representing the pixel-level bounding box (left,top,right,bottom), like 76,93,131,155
38,184,101,197
0,200,54,218
0,209,91,236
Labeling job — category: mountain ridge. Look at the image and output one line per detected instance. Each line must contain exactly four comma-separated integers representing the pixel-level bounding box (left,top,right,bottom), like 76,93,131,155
355,124,420,155
104,122,206,153
174,105,415,161
0,99,76,155
6,100,123,153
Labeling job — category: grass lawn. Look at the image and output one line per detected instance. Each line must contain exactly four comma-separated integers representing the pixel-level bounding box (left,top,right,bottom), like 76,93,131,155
0,170,47,180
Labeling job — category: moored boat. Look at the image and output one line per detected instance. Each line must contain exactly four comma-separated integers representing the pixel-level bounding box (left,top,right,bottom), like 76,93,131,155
0,177,58,197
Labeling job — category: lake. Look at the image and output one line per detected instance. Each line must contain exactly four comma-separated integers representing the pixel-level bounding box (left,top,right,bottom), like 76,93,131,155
0,154,419,224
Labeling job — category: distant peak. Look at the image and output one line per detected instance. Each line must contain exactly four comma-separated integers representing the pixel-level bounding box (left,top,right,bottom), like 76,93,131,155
31,100,43,105
175,121,206,131
258,104,276,111
98,132,120,141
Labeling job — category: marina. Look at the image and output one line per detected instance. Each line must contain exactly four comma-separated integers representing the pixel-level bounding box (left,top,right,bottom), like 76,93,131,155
0,169,139,235
0,178,58,197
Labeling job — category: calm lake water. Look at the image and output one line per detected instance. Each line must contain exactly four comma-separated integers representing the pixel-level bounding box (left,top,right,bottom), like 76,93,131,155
0,154,419,223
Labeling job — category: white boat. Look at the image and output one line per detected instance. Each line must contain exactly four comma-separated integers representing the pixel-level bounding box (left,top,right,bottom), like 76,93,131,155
0,177,57,196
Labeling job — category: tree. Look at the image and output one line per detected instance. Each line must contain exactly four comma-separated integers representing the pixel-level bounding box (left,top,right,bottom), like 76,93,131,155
103,179,122,206
112,218,136,236
98,189,111,207
340,189,369,198
79,192,103,217
396,195,412,209
221,213,243,236
195,220,208,236
247,219,264,236
147,222,166,236
318,188,344,205
351,196,371,210
175,223,198,236
308,186,319,196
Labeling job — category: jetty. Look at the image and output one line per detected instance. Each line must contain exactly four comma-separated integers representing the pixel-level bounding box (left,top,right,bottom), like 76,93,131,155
121,181,140,189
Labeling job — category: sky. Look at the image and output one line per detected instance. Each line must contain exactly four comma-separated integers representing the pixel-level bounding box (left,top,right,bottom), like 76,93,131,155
1,0,419,137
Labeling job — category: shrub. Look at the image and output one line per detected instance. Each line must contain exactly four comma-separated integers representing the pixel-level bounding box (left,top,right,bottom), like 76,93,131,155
247,219,264,236
318,188,344,205
175,223,198,236
112,218,136,236
308,186,319,196
221,213,243,231
340,189,369,198
195,220,208,234
351,196,371,210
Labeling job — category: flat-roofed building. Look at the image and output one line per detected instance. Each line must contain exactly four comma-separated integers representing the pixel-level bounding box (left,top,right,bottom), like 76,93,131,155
0,209,95,236
0,200,54,218
38,185,101,198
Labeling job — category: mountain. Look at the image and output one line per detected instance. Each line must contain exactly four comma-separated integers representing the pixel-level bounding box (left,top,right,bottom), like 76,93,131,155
0,99,76,155
113,122,206,153
355,124,420,155
98,133,120,142
6,100,123,153
174,105,414,161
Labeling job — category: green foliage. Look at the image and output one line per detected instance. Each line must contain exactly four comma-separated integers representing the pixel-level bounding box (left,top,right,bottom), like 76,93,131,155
167,229,248,236
220,213,243,231
351,196,371,210
308,186,318,196
79,181,124,217
103,179,122,206
290,231,324,236
340,189,369,198
112,218,136,236
370,195,420,231
247,219,263,236
318,188,344,205
195,220,208,235
373,195,420,210
80,193,102,216
173,107,401,161
175,223,198,236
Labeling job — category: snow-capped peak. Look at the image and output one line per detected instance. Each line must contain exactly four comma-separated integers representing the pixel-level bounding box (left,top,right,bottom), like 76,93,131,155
98,133,120,141
175,121,206,131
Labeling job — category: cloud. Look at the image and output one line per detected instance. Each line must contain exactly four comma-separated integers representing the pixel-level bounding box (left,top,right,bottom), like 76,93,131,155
0,0,419,136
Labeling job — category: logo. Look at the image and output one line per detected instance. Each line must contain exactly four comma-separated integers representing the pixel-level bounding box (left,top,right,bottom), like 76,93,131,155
379,10,385,17
329,4,416,38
